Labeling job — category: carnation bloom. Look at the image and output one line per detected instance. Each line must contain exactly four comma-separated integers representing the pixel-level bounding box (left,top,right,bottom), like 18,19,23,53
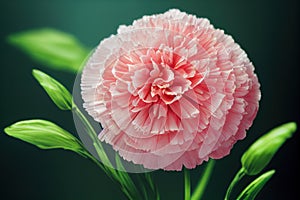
81,9,260,171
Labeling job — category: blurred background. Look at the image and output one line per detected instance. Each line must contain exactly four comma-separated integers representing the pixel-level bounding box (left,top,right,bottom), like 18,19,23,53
0,0,299,199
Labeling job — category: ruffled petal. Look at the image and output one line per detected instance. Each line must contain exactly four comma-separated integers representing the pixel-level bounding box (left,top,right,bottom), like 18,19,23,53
81,9,260,171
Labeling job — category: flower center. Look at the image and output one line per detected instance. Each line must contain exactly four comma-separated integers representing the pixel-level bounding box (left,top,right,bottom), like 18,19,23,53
149,64,180,104
115,48,205,105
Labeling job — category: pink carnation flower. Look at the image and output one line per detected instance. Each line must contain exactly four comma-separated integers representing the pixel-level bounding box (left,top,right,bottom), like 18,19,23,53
81,9,261,170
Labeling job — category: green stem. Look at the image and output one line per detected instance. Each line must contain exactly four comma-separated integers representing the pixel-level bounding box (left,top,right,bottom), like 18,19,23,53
184,168,191,200
224,168,246,200
72,104,112,167
81,150,106,171
191,159,216,200
72,104,142,200
144,173,160,200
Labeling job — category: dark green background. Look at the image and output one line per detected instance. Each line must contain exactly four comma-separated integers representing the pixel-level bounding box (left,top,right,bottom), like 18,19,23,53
1,0,299,199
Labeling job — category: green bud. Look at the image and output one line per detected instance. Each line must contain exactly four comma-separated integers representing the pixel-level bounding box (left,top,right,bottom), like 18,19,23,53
237,170,275,200
241,122,297,175
4,119,85,155
32,69,72,110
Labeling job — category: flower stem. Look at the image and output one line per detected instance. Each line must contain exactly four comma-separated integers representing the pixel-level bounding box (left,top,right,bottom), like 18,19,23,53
72,104,112,167
191,159,215,200
184,168,191,200
224,168,246,200
72,103,144,200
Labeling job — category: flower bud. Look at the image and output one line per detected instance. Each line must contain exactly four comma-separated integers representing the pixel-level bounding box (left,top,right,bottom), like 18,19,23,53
241,122,297,175
33,69,72,110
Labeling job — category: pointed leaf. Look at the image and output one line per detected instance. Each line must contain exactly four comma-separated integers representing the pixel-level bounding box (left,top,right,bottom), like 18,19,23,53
33,69,72,110
237,170,275,200
7,28,90,73
241,122,297,175
4,119,86,155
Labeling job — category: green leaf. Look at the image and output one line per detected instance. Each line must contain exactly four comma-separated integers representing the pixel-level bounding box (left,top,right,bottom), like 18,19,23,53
7,28,90,73
241,122,297,175
4,119,86,156
33,69,72,110
237,170,275,200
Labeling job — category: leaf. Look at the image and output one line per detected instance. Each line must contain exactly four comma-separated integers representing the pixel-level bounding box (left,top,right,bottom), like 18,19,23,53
237,170,275,200
33,69,72,110
4,119,141,200
241,122,297,175
7,28,90,73
4,119,86,156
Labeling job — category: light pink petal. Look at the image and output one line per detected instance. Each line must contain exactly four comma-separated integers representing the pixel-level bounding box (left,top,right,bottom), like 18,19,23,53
81,9,261,171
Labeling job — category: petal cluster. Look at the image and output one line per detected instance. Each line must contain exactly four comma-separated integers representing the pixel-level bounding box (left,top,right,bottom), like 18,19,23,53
81,9,261,170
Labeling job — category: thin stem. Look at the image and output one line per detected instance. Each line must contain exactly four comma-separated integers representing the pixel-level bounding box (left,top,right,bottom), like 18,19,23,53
191,159,216,200
224,168,246,200
73,104,112,167
184,168,191,200
72,104,142,200
144,173,160,200
81,150,106,171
